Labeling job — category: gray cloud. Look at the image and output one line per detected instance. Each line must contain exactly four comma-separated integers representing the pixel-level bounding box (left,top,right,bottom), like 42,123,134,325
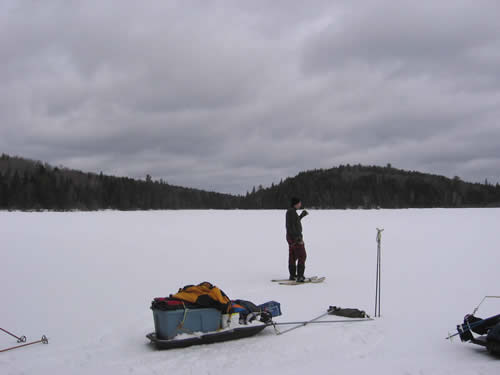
1,0,500,194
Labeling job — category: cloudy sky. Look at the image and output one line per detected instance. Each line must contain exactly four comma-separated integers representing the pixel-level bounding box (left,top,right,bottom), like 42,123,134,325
1,0,500,194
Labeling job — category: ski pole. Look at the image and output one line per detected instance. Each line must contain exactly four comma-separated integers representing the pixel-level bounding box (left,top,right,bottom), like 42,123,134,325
272,318,373,326
445,313,500,340
275,311,330,335
472,296,500,315
0,328,26,343
378,231,381,317
374,228,383,317
378,228,383,317
374,239,379,318
0,335,48,353
445,297,500,340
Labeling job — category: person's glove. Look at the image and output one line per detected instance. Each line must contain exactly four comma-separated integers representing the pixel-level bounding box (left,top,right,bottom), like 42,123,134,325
295,239,304,246
300,210,309,218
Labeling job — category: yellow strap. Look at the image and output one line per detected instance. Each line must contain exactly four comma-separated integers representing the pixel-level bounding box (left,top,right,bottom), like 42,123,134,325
177,302,193,334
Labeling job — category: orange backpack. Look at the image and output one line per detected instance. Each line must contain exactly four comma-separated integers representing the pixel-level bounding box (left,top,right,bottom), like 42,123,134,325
170,282,232,312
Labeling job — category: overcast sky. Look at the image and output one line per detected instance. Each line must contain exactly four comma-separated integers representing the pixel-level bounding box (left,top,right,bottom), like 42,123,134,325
1,0,500,194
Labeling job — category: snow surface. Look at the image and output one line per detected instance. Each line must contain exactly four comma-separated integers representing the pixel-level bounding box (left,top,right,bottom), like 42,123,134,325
1,209,499,374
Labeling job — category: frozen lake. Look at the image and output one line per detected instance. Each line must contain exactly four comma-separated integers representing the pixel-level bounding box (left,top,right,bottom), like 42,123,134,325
1,209,499,374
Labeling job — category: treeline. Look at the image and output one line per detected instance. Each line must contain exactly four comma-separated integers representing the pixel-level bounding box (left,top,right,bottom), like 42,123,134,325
1,155,500,210
0,154,239,210
242,164,500,209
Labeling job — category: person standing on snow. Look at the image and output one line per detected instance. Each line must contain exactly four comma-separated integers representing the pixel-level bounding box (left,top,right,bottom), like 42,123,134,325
286,197,309,282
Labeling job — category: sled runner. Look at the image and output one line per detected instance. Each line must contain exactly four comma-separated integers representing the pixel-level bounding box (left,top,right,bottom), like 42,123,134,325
146,323,269,350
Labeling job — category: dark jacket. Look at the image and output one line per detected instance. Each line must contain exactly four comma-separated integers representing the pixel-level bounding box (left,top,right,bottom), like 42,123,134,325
286,208,303,241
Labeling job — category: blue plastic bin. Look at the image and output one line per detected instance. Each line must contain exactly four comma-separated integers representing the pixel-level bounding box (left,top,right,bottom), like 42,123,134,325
258,301,282,317
152,308,221,339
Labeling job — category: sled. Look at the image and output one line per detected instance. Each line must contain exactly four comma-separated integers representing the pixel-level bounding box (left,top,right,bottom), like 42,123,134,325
146,323,269,350
148,282,276,350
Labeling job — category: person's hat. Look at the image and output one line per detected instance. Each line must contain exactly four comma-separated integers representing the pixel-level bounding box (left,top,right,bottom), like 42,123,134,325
290,197,301,207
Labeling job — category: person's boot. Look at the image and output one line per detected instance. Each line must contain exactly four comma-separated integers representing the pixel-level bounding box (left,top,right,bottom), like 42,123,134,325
288,264,297,280
296,264,305,282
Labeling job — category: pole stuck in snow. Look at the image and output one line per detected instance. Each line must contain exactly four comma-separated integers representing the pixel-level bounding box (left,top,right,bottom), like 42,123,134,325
374,228,384,318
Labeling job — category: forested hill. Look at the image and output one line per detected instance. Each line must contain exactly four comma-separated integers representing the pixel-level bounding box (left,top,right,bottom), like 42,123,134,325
241,164,500,209
1,154,499,210
0,154,239,210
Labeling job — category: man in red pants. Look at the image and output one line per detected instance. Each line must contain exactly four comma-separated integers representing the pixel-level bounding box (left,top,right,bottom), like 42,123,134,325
286,197,309,282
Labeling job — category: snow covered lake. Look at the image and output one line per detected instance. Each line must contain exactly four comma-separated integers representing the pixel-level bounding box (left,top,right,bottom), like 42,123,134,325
1,209,499,374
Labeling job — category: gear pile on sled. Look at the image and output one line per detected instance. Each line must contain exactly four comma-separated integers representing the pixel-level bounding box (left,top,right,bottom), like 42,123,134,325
146,282,279,349
146,281,374,350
